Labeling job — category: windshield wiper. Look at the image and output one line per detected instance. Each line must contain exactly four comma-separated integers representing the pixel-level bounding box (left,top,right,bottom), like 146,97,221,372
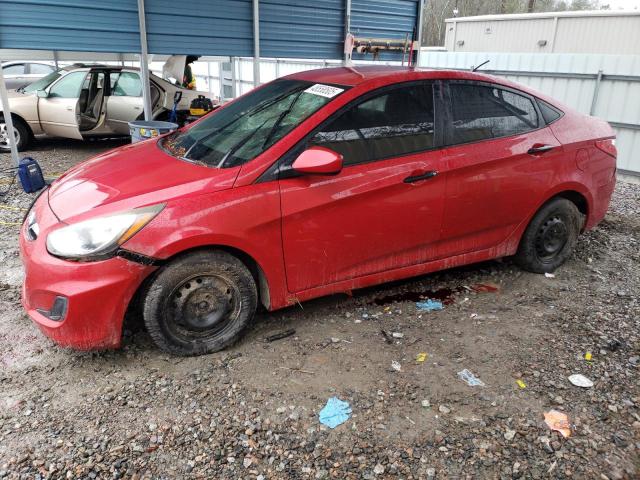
214,114,280,168
179,87,306,162
261,90,304,150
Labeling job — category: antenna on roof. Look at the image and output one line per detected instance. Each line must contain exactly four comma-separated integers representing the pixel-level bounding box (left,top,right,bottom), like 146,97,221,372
472,60,490,72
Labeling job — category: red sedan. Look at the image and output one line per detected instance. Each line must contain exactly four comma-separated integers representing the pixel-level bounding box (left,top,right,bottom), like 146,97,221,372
20,66,617,355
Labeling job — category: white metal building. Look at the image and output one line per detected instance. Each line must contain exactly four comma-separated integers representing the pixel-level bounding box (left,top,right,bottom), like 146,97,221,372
422,11,640,176
444,10,640,54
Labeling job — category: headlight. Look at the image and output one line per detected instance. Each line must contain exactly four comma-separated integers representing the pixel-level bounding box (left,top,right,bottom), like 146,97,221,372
46,205,163,260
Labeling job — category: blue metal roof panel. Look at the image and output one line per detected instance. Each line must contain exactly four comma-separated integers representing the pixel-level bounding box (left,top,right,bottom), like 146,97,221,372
0,0,419,60
351,0,419,39
144,0,254,56
259,0,345,59
0,0,140,52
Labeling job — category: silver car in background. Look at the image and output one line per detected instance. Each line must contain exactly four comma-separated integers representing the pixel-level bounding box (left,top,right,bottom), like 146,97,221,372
0,63,216,151
1,62,57,90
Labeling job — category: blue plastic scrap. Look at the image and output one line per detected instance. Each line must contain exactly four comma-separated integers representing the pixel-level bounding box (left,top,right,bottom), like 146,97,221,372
457,369,485,387
319,397,352,429
416,299,444,311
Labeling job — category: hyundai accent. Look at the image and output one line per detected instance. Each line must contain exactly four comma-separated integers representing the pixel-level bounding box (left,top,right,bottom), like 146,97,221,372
20,66,617,355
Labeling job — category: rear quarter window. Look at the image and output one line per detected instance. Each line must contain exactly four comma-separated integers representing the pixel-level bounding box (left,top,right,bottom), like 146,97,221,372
537,99,563,124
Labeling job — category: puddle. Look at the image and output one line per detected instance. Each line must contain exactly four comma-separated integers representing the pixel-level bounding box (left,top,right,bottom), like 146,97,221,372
371,283,500,306
372,287,458,306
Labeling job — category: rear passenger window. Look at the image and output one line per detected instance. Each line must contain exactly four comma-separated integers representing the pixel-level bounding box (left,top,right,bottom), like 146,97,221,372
310,83,435,166
448,83,539,145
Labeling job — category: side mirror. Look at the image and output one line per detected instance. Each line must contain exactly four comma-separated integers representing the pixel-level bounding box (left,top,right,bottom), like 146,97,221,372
292,146,343,176
36,90,49,98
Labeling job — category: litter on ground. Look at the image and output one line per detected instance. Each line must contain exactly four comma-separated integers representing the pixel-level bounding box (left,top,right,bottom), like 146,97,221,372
416,352,428,363
516,379,527,389
584,352,593,361
544,410,571,438
265,329,296,342
319,397,352,429
568,374,594,388
544,272,556,278
416,299,443,311
457,369,485,387
391,360,402,372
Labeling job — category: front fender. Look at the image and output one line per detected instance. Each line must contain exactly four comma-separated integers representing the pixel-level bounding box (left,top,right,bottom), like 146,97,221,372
121,184,290,310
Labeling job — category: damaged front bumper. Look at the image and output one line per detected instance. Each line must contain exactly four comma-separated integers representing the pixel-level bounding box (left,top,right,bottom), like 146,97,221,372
19,194,155,350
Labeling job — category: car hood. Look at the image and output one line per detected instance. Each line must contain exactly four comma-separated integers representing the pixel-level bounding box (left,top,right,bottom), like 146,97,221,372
48,139,239,222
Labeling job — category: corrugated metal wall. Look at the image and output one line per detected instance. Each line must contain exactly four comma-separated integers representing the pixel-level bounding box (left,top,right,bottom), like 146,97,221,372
260,0,344,59
0,0,419,60
0,0,140,53
445,12,640,55
145,0,253,56
419,51,640,174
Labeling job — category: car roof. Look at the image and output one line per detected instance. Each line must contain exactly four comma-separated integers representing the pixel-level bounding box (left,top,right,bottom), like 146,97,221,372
287,65,511,86
284,65,556,103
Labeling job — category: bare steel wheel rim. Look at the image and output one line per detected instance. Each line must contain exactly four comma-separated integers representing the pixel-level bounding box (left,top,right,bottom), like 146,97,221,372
163,274,242,342
0,122,20,149
534,215,568,262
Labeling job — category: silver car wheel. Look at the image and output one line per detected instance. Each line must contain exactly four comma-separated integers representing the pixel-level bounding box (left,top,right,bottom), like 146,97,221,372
0,122,20,150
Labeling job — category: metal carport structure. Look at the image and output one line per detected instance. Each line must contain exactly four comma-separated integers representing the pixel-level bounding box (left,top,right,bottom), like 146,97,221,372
0,0,424,167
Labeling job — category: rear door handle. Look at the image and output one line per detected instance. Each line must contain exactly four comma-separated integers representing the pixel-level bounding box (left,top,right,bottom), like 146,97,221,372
404,170,438,183
527,144,555,155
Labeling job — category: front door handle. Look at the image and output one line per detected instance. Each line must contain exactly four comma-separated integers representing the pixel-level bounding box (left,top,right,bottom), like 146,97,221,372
527,144,555,155
404,170,438,183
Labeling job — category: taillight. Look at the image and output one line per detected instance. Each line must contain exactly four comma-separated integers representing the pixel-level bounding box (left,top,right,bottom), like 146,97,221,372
595,138,617,158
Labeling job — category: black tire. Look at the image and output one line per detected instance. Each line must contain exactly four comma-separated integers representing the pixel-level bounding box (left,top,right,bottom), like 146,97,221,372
0,115,31,152
143,250,258,356
514,197,583,273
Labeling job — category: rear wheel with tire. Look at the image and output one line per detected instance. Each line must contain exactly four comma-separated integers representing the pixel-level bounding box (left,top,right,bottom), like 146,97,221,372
514,197,583,273
0,115,31,152
143,250,258,356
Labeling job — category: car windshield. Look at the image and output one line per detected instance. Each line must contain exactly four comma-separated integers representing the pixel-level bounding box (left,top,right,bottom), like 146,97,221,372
161,79,347,168
22,70,63,93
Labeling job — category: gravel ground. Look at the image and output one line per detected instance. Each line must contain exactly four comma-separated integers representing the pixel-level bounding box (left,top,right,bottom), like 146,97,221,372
0,139,639,479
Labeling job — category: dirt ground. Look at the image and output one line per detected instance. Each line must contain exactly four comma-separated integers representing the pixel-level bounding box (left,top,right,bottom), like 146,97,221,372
0,138,638,479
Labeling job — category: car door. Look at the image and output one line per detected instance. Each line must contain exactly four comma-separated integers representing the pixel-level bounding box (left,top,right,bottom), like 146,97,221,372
105,71,144,134
2,64,27,90
278,81,447,293
38,70,87,139
438,80,563,259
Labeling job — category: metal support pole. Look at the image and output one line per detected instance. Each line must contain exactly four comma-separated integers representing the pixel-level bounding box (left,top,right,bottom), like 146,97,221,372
52,50,60,69
0,60,20,167
590,69,603,116
416,0,425,66
137,0,153,121
231,57,238,98
253,0,260,88
275,59,281,79
343,0,352,66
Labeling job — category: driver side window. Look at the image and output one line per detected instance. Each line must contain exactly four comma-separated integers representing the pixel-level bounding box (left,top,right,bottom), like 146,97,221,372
310,83,435,166
48,71,87,98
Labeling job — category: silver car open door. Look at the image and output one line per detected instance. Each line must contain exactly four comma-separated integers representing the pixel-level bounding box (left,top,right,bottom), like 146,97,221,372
38,70,87,140
105,71,144,135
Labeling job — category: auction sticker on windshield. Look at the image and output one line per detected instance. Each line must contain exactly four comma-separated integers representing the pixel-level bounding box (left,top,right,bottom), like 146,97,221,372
304,84,344,98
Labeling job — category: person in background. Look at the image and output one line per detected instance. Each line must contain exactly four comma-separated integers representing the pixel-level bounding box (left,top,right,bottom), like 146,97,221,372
182,55,200,90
